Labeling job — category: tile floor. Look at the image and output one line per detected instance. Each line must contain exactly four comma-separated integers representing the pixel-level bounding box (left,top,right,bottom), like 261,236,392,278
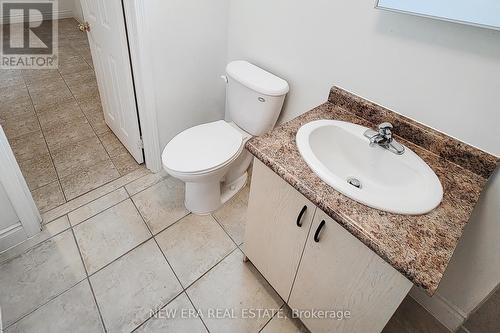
0,18,141,213
0,170,450,333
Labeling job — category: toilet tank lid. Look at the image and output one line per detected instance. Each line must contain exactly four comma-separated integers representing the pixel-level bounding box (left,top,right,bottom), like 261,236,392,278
226,60,289,97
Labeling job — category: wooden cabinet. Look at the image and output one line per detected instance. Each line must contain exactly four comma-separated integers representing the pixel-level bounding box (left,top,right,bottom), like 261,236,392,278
245,159,315,301
245,160,412,333
288,209,412,333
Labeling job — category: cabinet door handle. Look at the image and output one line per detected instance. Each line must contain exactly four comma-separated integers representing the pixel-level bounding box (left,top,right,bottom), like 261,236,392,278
296,205,307,227
314,220,326,242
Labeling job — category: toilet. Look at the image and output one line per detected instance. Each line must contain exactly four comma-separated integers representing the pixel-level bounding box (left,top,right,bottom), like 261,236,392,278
162,60,289,215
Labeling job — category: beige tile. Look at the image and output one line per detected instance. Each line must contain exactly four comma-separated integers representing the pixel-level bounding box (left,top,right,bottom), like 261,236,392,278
31,181,66,212
0,98,34,122
135,293,208,333
132,177,189,234
43,116,96,151
125,170,168,196
0,216,70,265
8,130,49,162
27,77,74,109
187,250,283,333
85,109,109,134
0,84,30,104
63,68,99,101
1,112,40,139
68,187,129,226
60,158,120,200
77,95,102,115
98,131,127,157
261,306,310,333
19,153,58,190
36,98,85,130
42,167,150,223
90,240,182,333
112,151,141,176
213,185,249,245
73,199,150,274
5,280,104,333
462,287,500,333
21,69,61,86
58,55,91,75
51,136,110,178
0,230,86,327
0,69,24,88
156,214,236,287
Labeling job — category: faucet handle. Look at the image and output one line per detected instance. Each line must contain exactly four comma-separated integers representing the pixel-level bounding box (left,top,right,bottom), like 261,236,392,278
378,122,393,136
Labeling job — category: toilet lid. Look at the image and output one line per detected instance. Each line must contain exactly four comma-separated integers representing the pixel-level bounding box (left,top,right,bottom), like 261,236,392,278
162,120,243,174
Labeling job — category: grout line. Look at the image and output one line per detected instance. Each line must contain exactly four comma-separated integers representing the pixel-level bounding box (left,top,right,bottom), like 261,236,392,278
68,190,130,227
70,226,108,333
258,303,285,333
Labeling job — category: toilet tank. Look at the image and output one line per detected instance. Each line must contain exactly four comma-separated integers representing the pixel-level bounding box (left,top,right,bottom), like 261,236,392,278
225,61,289,136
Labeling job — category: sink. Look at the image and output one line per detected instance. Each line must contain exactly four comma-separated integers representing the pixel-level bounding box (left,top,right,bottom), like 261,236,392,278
296,120,443,215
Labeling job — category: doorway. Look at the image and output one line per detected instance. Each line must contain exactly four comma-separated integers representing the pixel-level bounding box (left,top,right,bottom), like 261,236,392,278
0,17,142,213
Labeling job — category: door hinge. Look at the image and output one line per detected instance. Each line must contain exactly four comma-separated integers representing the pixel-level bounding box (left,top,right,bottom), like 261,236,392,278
138,137,144,149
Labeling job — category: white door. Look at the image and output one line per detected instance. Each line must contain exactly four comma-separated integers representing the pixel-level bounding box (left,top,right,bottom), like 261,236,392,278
80,0,144,163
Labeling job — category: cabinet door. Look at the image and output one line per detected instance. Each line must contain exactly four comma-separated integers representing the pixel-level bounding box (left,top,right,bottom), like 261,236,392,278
289,209,412,333
245,159,316,302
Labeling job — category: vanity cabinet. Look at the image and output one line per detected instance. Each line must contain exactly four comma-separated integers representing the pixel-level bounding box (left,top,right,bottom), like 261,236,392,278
245,160,412,333
245,157,315,301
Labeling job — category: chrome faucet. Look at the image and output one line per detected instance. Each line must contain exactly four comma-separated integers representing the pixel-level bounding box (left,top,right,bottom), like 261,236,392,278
363,122,405,155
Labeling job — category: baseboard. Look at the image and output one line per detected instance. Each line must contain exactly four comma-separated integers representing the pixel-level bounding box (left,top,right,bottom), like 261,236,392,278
0,223,27,253
0,9,73,25
410,286,467,332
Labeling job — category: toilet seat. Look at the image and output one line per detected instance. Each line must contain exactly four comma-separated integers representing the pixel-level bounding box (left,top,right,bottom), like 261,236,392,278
162,120,244,175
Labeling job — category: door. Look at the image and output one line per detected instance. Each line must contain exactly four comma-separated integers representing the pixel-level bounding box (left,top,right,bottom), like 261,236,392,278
288,209,412,333
244,159,316,301
79,0,143,163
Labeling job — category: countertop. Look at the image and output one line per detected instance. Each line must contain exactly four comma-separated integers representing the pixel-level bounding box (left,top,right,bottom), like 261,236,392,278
246,87,498,295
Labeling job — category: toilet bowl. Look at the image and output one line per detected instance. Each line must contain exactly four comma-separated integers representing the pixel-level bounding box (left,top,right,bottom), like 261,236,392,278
162,60,289,214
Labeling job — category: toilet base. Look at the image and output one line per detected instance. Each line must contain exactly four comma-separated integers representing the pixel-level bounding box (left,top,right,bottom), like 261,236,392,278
184,171,248,215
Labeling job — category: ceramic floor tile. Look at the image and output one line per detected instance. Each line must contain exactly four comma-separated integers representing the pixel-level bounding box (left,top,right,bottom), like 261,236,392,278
125,170,168,196
31,181,66,212
43,116,96,151
0,112,40,139
0,84,30,104
0,216,70,265
132,177,189,234
63,68,99,101
111,151,141,176
68,187,129,226
58,55,91,75
5,280,104,333
77,95,103,115
21,69,61,86
135,293,208,333
213,185,250,245
60,158,120,200
261,306,310,333
8,130,49,162
187,250,283,333
0,69,24,88
0,229,86,327
156,214,236,287
27,77,74,109
463,286,500,333
73,199,150,274
51,136,110,178
19,153,58,190
90,240,182,333
85,109,110,134
98,131,128,157
0,98,34,122
35,98,86,130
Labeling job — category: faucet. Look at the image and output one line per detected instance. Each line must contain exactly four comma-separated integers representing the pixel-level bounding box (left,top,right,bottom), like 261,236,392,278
363,122,405,155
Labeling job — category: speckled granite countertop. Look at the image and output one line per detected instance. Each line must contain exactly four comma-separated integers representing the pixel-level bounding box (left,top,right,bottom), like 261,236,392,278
246,87,498,295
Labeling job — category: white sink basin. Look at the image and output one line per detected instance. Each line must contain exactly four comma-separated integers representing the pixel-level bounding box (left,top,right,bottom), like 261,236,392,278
296,120,443,215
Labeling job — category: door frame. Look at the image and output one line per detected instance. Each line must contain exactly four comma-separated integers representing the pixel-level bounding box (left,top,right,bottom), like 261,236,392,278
0,126,41,239
122,0,162,172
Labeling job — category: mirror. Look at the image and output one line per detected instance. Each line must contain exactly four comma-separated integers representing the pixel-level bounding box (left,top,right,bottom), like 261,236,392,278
375,0,500,31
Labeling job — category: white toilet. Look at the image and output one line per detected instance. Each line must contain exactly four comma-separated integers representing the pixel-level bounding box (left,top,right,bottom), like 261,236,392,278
162,60,289,215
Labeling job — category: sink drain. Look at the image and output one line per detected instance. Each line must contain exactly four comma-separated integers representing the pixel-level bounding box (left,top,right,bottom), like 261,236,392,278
347,178,362,189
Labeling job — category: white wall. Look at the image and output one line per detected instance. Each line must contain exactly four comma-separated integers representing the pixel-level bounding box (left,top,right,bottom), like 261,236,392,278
139,0,230,150
73,0,84,23
227,0,500,330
